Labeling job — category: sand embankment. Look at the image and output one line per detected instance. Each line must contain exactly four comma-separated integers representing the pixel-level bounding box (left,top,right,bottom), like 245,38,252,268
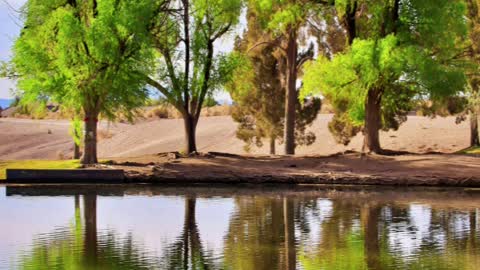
0,115,470,159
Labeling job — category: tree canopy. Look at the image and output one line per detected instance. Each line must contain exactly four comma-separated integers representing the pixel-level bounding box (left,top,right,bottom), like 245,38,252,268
227,9,320,154
146,0,242,154
13,0,161,163
301,0,468,152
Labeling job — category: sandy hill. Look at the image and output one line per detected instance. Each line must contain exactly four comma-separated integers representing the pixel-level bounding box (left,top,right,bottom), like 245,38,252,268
0,115,470,160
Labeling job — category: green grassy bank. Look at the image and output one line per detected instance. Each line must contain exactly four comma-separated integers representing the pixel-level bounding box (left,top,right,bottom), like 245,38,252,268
459,146,480,155
0,160,81,180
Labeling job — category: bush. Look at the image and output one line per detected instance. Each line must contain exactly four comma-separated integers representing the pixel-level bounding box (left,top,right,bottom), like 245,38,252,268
146,106,170,118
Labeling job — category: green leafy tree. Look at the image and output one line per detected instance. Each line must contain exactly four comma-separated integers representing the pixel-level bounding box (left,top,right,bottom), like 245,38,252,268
228,10,320,155
13,0,161,164
145,0,242,154
302,0,468,153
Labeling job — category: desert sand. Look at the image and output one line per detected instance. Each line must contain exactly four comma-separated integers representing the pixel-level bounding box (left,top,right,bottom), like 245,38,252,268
0,115,471,160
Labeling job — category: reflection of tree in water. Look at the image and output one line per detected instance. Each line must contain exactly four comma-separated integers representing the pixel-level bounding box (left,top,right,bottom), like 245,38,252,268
223,196,297,270
383,208,480,270
15,192,480,270
298,199,480,270
159,197,217,270
18,195,159,270
298,199,368,270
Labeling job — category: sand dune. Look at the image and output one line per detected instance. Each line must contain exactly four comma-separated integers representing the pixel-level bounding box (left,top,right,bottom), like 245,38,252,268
0,115,470,160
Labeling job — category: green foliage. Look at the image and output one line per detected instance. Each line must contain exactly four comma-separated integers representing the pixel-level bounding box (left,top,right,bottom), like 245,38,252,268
204,96,219,107
302,0,469,144
69,117,83,147
227,10,320,153
303,35,404,126
13,0,157,121
249,0,318,34
148,0,242,113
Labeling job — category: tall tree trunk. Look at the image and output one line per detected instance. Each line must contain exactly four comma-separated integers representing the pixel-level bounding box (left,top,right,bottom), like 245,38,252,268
283,197,296,270
470,111,479,147
363,88,382,154
81,112,98,164
284,29,298,155
183,114,197,154
270,137,276,155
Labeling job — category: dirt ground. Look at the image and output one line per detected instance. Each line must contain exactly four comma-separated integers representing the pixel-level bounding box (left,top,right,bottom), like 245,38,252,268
0,115,471,159
1,115,478,185
108,151,480,186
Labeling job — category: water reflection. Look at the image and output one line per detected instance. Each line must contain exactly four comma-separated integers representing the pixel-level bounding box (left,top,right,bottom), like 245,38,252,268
1,185,479,270
159,197,216,269
16,194,160,270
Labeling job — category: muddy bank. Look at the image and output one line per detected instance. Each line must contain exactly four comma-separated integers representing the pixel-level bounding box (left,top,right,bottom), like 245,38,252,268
106,152,480,187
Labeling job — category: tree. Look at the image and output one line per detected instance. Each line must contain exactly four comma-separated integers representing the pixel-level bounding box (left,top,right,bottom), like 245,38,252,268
248,0,327,155
302,0,468,153
146,0,242,154
466,0,480,147
227,10,320,155
13,0,161,164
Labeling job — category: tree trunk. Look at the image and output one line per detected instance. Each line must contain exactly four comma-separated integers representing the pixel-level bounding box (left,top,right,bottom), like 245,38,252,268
81,112,98,164
73,142,81,159
284,28,298,155
470,111,479,147
363,89,382,154
270,137,276,155
183,114,197,154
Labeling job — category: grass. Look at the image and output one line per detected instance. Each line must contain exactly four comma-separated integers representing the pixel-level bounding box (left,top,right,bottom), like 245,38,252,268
0,160,81,180
458,146,480,155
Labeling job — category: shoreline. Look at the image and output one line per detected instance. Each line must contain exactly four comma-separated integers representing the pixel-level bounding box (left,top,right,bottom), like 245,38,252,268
3,152,480,187
108,152,480,187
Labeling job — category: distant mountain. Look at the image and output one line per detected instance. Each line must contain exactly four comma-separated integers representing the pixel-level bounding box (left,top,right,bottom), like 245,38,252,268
0,99,13,109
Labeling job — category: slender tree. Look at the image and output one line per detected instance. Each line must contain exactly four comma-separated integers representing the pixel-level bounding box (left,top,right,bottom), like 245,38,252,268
227,10,320,155
13,0,162,164
146,0,242,154
302,0,468,153
466,0,480,147
248,0,327,155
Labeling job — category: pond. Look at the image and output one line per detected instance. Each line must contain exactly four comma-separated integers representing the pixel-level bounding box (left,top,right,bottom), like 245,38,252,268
0,185,479,270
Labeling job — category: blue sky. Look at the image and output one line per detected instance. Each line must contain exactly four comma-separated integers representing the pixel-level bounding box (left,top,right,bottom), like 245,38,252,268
0,0,25,99
0,0,240,102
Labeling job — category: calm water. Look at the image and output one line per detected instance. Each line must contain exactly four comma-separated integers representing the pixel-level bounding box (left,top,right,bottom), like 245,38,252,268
0,185,479,270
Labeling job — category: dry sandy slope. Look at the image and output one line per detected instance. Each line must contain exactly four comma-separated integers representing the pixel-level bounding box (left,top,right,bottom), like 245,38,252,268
0,115,471,160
